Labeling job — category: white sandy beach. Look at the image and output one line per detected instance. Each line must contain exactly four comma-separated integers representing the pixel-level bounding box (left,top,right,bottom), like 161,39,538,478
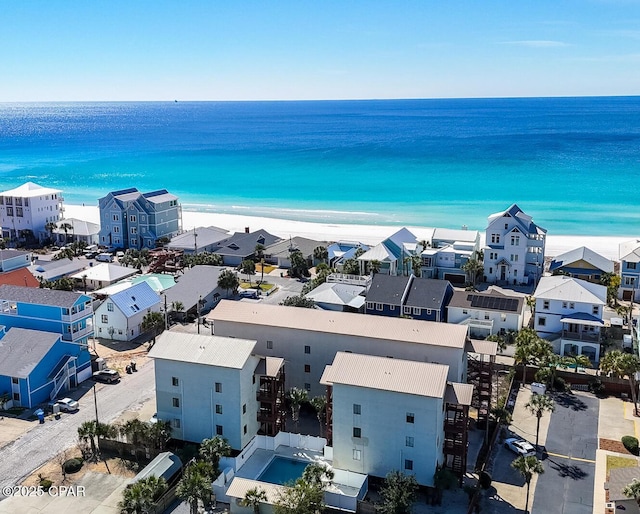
65,204,628,260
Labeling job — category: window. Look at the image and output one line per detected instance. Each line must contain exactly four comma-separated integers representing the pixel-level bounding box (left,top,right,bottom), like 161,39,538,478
353,427,361,438
130,215,137,222
266,340,273,350
304,345,311,354
629,262,637,270
403,306,411,314
406,412,415,423
304,364,311,373
462,309,468,314
304,383,311,391
11,377,19,384
366,302,373,310
216,425,223,435
504,223,508,229
131,238,137,246
172,398,180,408
16,207,23,217
101,314,108,323
501,313,507,322
413,307,421,315
353,404,361,415
514,270,518,277
538,317,546,327
511,235,520,246
215,404,223,414
215,382,222,393
406,436,414,447
510,254,519,262
404,459,413,471
113,214,119,221
593,305,599,315
6,207,13,216
113,226,120,233
107,303,114,312
489,267,493,274
562,302,567,309
625,277,636,286
243,404,247,414
244,425,247,435
543,300,550,310
569,302,575,309
491,234,500,244
484,313,490,320
353,449,362,461
131,227,137,234
172,377,179,386
13,392,20,401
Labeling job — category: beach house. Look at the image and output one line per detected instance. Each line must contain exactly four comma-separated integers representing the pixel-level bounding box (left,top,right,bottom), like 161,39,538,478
263,236,326,269
212,229,282,267
327,241,369,271
94,281,161,341
483,204,546,286
357,227,418,276
207,300,469,397
549,246,614,283
52,217,100,246
533,276,606,362
0,250,32,273
167,226,230,254
98,188,182,250
0,182,64,244
320,352,473,486
619,239,640,302
420,228,481,284
304,282,366,312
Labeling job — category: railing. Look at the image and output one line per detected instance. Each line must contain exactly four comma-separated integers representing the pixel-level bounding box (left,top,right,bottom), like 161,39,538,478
459,317,494,329
561,330,601,343
61,307,93,323
50,358,71,400
326,273,371,286
62,325,93,342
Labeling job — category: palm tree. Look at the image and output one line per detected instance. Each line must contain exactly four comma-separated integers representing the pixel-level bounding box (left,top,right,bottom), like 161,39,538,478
287,387,308,433
148,419,172,451
525,296,536,316
511,455,544,514
309,396,327,437
370,259,381,275
120,418,151,447
199,436,231,475
461,258,484,287
254,244,266,283
562,353,591,373
59,221,73,243
302,462,334,486
45,221,57,244
241,259,256,286
78,421,99,460
171,301,184,322
313,246,328,266
623,477,640,508
600,350,640,415
241,487,268,514
218,269,239,297
514,328,551,386
177,463,213,514
524,393,555,451
141,311,165,345
118,480,155,514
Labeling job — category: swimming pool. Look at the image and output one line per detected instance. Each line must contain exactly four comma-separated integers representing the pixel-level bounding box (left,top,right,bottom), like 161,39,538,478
257,456,308,485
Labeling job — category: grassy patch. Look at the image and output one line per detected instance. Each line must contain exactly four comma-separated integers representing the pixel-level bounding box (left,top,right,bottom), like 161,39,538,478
256,264,277,274
240,282,275,292
606,455,638,474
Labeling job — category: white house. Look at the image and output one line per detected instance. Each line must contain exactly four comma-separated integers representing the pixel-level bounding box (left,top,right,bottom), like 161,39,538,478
94,281,161,341
52,218,100,245
208,300,469,397
484,204,546,286
70,263,139,291
320,352,472,487
533,275,606,362
148,332,268,450
0,182,64,243
447,289,525,338
619,239,640,302
304,282,366,312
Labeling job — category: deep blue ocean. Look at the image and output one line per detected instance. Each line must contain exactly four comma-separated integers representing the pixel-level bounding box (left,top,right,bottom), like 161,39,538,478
1,97,639,236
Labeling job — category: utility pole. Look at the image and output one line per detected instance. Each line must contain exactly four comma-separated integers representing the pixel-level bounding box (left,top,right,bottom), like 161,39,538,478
93,383,99,425
197,294,202,334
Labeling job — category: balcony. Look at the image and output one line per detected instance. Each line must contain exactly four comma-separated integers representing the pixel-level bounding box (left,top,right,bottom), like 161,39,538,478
61,306,93,323
561,330,601,343
62,325,93,342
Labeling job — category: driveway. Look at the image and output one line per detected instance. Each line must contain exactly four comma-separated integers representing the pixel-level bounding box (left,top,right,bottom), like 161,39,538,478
532,391,598,514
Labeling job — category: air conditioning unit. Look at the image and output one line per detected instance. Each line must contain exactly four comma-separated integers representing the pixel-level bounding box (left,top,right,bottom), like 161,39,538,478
605,502,615,513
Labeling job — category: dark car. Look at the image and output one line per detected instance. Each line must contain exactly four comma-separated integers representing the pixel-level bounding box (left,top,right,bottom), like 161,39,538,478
93,369,120,383
239,290,259,299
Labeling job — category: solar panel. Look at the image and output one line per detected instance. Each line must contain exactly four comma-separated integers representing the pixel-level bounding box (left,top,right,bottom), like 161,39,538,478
466,294,520,312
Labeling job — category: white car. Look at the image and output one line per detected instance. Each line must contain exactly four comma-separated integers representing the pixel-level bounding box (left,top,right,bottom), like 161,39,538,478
57,398,79,412
504,438,535,457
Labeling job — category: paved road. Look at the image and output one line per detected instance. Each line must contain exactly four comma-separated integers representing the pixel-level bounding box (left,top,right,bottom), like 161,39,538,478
532,391,598,514
0,359,155,498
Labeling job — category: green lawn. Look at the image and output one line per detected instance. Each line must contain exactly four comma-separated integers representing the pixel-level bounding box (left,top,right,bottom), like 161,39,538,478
607,455,638,474
240,281,275,292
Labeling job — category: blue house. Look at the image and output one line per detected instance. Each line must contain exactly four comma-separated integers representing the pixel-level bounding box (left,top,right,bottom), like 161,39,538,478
0,285,93,383
549,246,613,284
0,327,89,407
619,240,640,302
98,188,181,250
365,274,453,322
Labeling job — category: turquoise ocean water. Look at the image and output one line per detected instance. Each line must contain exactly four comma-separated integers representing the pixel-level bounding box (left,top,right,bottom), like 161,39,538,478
0,97,639,236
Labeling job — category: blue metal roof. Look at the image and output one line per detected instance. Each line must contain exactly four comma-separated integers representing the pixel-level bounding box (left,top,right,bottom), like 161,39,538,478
110,281,161,318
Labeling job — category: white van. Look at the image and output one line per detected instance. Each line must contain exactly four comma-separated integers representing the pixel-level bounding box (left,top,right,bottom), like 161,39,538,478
96,253,114,263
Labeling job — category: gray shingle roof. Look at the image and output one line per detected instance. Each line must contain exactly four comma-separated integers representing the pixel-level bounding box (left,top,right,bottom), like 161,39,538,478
213,230,282,258
162,265,224,311
0,284,87,308
404,278,451,310
264,236,326,259
366,274,411,305
0,250,31,261
0,328,61,378
168,226,230,251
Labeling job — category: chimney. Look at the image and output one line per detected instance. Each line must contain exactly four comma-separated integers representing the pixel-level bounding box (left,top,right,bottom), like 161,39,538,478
245,227,250,234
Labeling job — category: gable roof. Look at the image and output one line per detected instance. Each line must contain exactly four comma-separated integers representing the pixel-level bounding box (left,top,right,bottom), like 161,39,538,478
162,265,224,310
53,218,100,237
70,263,139,283
549,246,614,274
149,331,257,368
404,278,451,310
0,181,61,198
448,290,524,313
357,243,396,263
209,300,468,349
265,236,326,259
142,189,178,203
0,268,40,288
383,227,418,260
305,282,366,309
0,328,61,378
488,204,547,235
29,258,88,282
214,230,282,258
320,352,449,399
108,282,161,318
168,226,230,251
0,284,88,308
433,228,479,245
533,275,607,304
366,274,411,304
0,249,31,262
620,239,640,263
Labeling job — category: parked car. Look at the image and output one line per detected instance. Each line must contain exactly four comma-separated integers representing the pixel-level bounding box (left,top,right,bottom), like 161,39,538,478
239,290,259,299
84,251,99,259
93,369,120,383
56,398,79,412
115,251,125,259
149,413,158,424
96,252,114,262
504,438,535,457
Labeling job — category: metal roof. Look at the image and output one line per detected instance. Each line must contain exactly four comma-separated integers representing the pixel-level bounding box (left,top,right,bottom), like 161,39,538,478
533,275,607,304
549,246,614,274
305,282,366,307
108,282,161,318
209,300,468,349
255,356,285,377
148,331,257,368
466,339,498,356
0,250,31,261
53,218,100,237
168,226,230,251
0,181,62,198
226,477,286,505
619,239,640,263
132,452,183,484
320,352,449,399
444,382,474,406
0,284,88,308
559,312,604,327
70,263,139,283
0,328,61,378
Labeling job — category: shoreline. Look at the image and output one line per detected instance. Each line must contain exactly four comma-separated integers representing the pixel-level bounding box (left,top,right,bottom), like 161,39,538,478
64,204,627,260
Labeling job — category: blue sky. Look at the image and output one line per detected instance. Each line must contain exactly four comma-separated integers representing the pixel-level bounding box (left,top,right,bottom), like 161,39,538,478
1,0,639,101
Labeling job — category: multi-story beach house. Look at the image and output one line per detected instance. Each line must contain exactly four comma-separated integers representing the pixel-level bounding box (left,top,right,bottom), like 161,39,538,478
420,228,480,284
619,240,640,302
0,182,64,244
357,228,418,276
98,188,181,250
320,352,472,486
549,246,614,283
149,332,285,449
533,276,606,362
208,300,469,397
483,204,546,286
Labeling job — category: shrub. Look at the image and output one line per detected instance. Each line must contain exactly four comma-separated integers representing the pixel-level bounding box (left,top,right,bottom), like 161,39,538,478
63,458,83,474
39,478,53,491
479,471,492,490
622,436,639,456
589,378,606,395
553,376,566,392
